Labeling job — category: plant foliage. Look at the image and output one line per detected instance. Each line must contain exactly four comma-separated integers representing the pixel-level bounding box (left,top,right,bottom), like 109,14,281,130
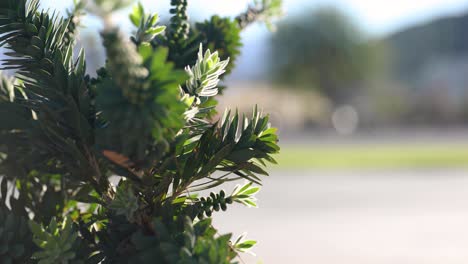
0,0,282,263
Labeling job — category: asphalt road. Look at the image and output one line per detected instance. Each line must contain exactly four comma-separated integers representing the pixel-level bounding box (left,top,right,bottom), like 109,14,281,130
213,169,468,264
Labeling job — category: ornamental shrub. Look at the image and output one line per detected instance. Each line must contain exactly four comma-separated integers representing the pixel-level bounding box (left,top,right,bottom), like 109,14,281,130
0,0,281,263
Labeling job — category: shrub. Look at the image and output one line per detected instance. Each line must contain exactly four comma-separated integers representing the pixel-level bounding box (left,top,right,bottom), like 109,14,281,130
0,0,281,263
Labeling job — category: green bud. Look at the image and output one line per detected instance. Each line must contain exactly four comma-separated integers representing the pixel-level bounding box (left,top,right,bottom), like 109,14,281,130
205,209,212,217
221,203,227,211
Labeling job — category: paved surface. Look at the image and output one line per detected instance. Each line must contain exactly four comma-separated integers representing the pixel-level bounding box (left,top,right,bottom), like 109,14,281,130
280,128,468,147
213,169,468,264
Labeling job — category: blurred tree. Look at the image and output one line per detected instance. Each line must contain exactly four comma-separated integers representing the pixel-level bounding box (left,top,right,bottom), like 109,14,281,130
270,7,375,104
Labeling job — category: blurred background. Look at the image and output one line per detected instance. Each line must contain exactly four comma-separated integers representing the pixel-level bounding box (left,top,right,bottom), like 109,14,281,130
39,0,468,263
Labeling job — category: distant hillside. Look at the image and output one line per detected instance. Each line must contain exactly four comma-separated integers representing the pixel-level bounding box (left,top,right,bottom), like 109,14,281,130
386,12,468,82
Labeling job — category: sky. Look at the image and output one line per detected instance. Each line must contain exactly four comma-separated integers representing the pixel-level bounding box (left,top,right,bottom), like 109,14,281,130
283,0,468,35
183,0,468,35
43,0,468,35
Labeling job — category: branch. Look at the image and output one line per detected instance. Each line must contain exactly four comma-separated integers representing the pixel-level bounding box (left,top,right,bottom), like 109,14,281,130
236,0,283,30
96,29,187,164
171,107,279,196
63,0,86,46
168,0,190,47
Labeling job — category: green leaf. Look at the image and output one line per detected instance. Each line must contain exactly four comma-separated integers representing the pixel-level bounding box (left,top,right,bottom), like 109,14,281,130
145,25,165,36
243,199,257,207
236,240,256,249
130,2,144,27
242,186,260,195
28,221,46,240
237,182,252,195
